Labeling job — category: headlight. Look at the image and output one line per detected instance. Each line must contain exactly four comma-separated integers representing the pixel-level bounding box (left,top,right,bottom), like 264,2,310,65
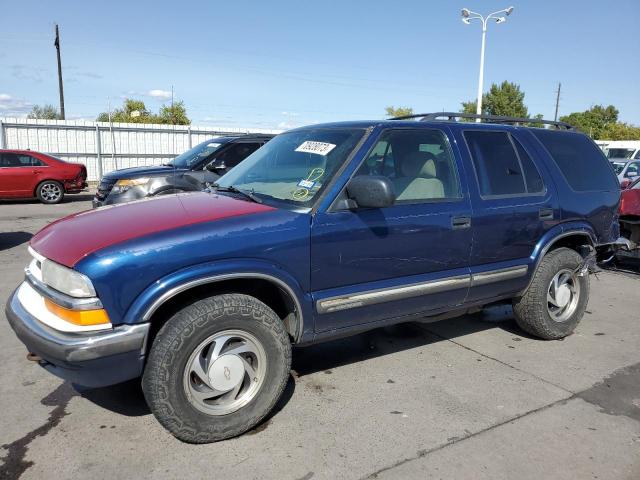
41,259,96,297
112,177,150,194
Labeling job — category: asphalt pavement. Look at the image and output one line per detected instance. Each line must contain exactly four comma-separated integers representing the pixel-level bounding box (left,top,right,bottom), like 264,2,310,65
1,193,639,480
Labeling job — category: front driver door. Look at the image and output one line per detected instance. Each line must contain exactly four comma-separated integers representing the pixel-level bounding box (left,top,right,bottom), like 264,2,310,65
311,127,473,333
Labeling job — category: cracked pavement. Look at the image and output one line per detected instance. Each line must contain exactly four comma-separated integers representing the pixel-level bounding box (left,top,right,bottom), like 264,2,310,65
1,196,639,480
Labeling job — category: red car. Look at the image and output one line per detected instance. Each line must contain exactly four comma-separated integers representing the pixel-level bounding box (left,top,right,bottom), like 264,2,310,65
0,150,87,204
618,176,640,261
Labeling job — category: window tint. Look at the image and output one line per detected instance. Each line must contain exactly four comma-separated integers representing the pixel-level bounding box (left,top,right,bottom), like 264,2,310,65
532,130,618,191
356,129,460,203
464,131,527,196
217,143,261,168
513,138,544,193
0,153,41,167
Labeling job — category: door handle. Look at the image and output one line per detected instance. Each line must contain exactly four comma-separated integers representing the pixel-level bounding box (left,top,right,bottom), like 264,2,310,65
452,216,471,230
539,208,554,220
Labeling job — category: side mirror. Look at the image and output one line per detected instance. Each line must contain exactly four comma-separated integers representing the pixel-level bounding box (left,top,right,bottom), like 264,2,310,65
346,175,395,209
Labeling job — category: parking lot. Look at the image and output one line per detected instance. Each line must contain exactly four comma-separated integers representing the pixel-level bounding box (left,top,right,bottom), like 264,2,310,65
1,194,639,480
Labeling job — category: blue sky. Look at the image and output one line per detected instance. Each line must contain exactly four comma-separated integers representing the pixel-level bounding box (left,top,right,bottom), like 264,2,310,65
1,0,639,129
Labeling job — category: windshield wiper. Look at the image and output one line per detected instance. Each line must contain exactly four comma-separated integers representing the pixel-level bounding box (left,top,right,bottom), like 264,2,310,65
211,184,263,204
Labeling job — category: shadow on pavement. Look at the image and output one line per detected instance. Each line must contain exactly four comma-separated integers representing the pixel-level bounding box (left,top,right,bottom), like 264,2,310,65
0,231,33,251
0,193,94,205
78,305,520,419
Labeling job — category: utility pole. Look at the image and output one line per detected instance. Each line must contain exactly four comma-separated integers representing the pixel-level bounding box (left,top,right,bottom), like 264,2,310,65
554,82,562,122
54,24,65,120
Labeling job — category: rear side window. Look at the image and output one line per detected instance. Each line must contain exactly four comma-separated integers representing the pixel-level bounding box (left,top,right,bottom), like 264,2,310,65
532,130,618,191
464,131,544,197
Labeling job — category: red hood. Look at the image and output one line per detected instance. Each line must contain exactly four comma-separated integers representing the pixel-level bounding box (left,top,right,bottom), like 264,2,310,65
30,192,275,267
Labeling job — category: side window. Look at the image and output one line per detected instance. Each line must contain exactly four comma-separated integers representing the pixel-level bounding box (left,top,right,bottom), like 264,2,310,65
356,129,460,203
464,131,528,197
18,155,45,166
513,138,545,193
0,153,23,167
626,162,640,178
532,130,619,191
634,150,640,160
217,143,261,169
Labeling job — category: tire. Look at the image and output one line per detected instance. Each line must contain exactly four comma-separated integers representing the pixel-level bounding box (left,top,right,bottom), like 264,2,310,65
36,180,64,204
513,247,589,340
142,293,292,443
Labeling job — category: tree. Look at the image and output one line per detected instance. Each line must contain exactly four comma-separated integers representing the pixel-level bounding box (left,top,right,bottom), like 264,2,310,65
97,98,190,125
159,101,190,125
559,105,620,139
462,81,529,118
600,122,640,141
385,106,414,118
27,104,60,120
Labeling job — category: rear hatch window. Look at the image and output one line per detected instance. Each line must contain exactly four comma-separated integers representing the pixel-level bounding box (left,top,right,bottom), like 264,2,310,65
532,130,619,192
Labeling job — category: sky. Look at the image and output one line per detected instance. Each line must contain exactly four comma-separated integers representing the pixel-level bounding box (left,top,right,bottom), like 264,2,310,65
1,0,639,129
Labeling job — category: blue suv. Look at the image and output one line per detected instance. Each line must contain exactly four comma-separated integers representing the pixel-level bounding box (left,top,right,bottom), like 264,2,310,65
6,113,621,443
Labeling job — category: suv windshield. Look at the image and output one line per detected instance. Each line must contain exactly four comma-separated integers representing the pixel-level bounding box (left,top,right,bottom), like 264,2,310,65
216,128,365,206
607,148,635,159
169,140,224,168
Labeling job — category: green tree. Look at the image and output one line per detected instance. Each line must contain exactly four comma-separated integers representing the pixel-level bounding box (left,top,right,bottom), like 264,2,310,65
159,101,190,125
385,106,414,118
27,104,60,120
600,122,640,141
560,105,620,139
97,98,190,125
462,81,529,118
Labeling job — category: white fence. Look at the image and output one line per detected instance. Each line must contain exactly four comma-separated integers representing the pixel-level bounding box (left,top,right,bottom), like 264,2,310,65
0,118,282,181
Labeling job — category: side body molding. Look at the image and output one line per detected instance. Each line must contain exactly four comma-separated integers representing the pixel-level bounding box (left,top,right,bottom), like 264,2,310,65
123,260,311,343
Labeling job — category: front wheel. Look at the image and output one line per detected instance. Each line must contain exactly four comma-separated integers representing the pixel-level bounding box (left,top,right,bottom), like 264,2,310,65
142,293,291,443
36,180,64,204
513,247,590,340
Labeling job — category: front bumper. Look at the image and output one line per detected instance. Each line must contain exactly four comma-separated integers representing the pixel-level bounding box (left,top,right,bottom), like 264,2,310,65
5,287,150,387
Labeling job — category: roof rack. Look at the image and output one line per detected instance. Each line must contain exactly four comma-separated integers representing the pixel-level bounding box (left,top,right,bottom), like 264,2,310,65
390,112,575,131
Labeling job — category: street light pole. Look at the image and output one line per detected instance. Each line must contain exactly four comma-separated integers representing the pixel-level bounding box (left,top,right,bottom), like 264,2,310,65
461,7,514,122
476,23,487,119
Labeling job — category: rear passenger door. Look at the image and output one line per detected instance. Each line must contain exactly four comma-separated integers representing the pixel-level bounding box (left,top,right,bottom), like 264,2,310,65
457,129,558,303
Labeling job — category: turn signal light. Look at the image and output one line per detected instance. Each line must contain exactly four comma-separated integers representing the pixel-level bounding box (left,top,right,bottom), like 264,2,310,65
44,299,110,326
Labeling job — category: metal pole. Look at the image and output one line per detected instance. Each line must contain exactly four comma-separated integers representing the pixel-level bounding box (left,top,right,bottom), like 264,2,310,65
554,82,562,122
475,20,487,122
95,124,103,180
187,125,192,148
0,120,5,149
54,24,65,120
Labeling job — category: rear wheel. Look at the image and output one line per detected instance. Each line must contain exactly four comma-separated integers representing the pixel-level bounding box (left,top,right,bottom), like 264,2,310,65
36,180,64,204
142,293,291,443
513,247,589,339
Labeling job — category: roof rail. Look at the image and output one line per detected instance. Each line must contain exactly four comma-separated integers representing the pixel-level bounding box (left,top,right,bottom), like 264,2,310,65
390,112,575,131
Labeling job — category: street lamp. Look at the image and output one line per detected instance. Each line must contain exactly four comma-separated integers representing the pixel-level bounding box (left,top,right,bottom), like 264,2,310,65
461,6,514,121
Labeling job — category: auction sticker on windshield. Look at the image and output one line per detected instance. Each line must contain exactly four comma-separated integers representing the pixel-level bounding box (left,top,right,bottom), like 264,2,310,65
295,141,336,156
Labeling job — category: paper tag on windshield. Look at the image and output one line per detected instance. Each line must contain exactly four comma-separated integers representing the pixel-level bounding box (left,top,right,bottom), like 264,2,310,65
295,141,336,156
297,179,315,189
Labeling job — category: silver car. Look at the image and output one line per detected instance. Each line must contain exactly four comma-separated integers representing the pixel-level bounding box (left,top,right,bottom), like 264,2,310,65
611,159,640,184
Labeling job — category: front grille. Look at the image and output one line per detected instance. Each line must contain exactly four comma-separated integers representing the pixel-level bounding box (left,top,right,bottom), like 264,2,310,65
96,179,116,199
